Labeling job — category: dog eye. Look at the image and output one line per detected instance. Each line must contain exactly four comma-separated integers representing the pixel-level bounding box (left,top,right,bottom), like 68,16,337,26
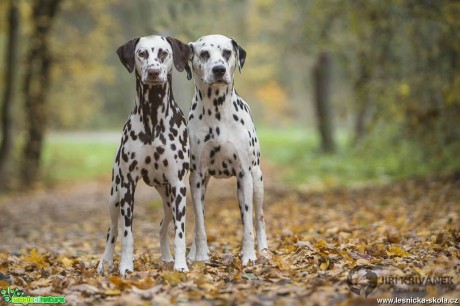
200,51,210,61
138,50,148,59
223,50,232,60
159,49,168,60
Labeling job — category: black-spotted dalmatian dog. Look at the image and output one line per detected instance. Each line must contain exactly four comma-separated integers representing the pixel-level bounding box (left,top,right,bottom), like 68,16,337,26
187,35,268,265
97,35,192,275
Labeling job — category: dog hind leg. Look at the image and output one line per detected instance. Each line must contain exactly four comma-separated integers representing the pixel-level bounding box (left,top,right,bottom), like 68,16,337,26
252,166,268,252
97,172,121,274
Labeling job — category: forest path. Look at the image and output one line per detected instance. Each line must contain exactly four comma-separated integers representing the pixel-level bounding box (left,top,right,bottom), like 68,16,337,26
0,168,459,305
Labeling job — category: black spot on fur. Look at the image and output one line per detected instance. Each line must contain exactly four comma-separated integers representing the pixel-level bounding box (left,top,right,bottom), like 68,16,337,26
156,146,165,154
129,160,138,172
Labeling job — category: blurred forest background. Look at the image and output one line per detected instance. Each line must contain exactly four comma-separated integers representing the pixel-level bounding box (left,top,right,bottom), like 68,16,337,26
0,0,459,191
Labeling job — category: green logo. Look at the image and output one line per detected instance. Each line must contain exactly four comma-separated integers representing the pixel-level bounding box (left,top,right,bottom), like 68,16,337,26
1,287,66,305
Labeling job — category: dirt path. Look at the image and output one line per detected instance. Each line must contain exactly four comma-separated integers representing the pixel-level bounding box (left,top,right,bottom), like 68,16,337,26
0,170,459,305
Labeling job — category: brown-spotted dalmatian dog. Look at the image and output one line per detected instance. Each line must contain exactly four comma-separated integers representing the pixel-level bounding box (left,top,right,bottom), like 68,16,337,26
187,35,268,265
97,35,192,275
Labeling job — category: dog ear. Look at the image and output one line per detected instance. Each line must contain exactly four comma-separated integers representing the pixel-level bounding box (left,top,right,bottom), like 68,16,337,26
184,42,195,80
231,38,247,73
167,37,192,80
116,37,140,73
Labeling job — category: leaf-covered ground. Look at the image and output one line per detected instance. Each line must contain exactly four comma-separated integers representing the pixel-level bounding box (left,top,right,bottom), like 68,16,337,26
0,169,459,305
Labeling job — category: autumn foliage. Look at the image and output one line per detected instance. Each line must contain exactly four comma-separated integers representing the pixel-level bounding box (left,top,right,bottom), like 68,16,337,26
0,172,458,304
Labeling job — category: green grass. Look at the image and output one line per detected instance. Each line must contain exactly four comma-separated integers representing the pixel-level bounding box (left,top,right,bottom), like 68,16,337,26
258,125,459,189
258,127,379,189
42,132,119,183
41,127,459,188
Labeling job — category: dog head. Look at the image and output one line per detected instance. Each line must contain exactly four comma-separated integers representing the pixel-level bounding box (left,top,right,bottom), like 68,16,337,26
189,34,246,87
116,35,191,85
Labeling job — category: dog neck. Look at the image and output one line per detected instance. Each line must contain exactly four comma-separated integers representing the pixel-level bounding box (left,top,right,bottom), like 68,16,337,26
193,81,236,120
133,73,173,143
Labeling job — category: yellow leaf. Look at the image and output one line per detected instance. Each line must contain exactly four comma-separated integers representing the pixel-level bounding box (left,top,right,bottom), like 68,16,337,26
104,289,122,296
272,255,291,271
132,277,156,290
315,239,328,249
161,271,187,286
59,256,75,268
399,82,410,97
386,246,410,257
23,249,49,269
108,276,132,290
318,253,334,271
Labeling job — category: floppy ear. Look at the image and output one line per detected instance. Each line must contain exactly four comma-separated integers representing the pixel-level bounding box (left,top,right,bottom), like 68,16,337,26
166,36,192,80
185,42,195,80
231,38,247,73
116,37,140,73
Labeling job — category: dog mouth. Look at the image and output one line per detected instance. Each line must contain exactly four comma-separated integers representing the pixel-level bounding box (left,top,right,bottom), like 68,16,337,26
143,78,166,85
209,79,229,85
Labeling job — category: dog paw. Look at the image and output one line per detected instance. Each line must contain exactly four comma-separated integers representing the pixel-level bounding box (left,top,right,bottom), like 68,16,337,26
188,244,210,262
192,249,210,262
258,248,272,259
119,261,133,277
97,258,113,275
187,246,196,260
242,253,257,266
160,255,174,263
174,261,189,272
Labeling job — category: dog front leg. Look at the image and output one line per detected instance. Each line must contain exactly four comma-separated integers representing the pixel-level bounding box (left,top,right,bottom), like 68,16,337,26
237,172,257,265
171,183,188,272
188,173,210,261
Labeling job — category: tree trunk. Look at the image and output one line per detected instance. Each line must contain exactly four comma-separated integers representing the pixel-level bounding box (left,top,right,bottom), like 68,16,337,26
0,0,20,188
353,54,373,144
21,0,61,185
313,52,335,153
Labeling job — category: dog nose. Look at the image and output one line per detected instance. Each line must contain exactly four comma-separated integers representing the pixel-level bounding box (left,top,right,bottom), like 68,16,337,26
147,68,160,79
212,65,226,77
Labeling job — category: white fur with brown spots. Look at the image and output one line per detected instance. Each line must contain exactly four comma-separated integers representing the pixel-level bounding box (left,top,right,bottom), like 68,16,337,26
97,35,191,276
